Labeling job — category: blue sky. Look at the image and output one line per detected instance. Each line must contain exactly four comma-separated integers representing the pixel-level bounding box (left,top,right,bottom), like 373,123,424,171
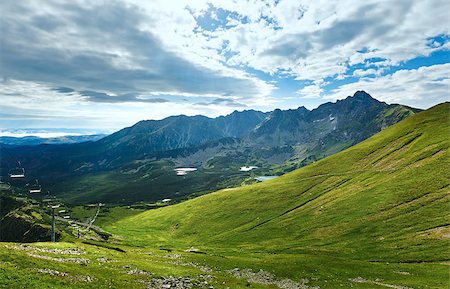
1,0,449,135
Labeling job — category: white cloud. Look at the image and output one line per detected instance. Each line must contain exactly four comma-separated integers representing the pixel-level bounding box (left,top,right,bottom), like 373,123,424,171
0,0,449,129
0,79,251,130
296,84,323,99
352,68,383,77
183,0,450,82
296,79,326,99
324,63,450,108
1,0,275,105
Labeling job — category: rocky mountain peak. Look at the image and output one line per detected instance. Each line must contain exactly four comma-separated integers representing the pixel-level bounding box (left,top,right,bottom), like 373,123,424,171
351,90,380,103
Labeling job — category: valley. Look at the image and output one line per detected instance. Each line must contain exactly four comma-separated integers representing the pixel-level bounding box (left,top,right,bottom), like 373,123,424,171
1,92,419,205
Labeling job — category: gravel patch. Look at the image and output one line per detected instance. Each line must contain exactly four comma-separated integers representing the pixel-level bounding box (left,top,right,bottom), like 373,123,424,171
97,257,114,263
9,244,85,255
349,277,414,289
142,275,214,289
394,271,412,275
166,259,213,273
73,275,94,283
27,253,89,264
145,276,194,289
184,247,204,253
35,268,94,283
124,266,153,276
35,268,68,277
163,253,182,259
226,268,318,289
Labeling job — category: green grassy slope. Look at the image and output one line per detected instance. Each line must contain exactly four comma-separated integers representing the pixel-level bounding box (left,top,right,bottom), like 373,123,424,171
108,103,449,262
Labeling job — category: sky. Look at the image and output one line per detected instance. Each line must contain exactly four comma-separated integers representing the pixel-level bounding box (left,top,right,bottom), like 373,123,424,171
1,0,449,136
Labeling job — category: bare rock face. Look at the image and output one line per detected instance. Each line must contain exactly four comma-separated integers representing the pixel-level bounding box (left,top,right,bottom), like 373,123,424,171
245,91,416,148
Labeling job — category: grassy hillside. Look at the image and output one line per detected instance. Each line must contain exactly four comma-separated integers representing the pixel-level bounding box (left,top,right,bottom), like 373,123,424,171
105,102,449,287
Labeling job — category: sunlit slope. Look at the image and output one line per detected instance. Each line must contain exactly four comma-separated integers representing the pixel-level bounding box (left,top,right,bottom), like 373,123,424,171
109,103,449,262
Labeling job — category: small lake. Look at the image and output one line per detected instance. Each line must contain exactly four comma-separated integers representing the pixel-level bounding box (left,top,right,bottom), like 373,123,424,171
174,167,197,176
255,176,278,182
240,166,258,172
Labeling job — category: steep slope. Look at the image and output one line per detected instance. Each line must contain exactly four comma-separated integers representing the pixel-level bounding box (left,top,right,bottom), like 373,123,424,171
0,195,61,242
110,102,449,264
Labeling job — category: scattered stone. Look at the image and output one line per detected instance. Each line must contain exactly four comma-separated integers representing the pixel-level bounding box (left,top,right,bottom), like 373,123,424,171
394,271,412,275
146,276,194,289
9,244,85,255
226,268,318,289
349,277,414,289
198,274,215,281
349,277,367,283
142,275,214,289
27,253,89,264
166,260,212,273
35,268,68,277
73,275,94,283
126,268,152,276
97,257,114,263
184,247,204,254
35,268,94,283
164,253,182,259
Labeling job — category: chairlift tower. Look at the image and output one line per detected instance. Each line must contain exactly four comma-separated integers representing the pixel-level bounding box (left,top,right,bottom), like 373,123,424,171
50,204,60,242
51,207,55,242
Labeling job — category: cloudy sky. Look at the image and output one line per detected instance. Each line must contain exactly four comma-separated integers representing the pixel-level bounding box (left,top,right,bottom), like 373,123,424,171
1,0,449,135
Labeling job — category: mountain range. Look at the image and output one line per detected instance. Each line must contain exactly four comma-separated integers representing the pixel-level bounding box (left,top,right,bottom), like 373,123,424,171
96,91,418,158
1,91,420,204
0,134,107,146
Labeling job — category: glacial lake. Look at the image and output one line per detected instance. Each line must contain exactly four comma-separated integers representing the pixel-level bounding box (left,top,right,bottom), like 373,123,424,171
240,166,258,171
174,167,197,176
255,176,278,182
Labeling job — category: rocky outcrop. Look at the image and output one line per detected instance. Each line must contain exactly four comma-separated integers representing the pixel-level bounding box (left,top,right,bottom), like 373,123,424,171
0,195,60,242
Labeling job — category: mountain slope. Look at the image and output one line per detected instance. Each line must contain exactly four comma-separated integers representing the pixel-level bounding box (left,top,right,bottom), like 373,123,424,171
96,109,268,157
99,91,418,160
109,102,449,264
245,91,419,149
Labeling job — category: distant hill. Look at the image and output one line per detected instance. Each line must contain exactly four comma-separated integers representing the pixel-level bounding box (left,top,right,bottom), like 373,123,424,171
0,134,107,146
110,102,449,265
